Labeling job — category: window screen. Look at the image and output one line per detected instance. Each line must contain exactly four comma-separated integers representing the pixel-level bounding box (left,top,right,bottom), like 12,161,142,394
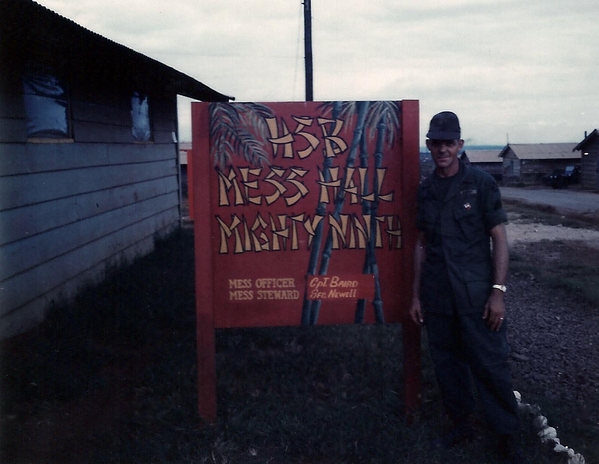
22,72,70,139
132,92,151,141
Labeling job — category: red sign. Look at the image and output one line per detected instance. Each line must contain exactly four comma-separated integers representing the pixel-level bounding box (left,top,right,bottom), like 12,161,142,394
192,100,421,421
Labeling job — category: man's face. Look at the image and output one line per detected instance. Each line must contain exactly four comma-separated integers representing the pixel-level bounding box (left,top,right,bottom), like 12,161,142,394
426,138,464,175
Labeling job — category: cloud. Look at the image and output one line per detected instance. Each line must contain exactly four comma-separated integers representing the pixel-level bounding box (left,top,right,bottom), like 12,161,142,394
39,0,599,144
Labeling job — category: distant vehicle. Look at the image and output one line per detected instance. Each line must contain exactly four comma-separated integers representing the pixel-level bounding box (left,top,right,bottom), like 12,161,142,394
543,165,581,189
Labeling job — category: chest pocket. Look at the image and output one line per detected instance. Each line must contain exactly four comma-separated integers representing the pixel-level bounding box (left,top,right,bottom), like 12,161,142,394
453,189,484,240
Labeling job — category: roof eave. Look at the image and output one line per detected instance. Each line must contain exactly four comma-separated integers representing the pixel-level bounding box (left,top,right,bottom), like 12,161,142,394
573,129,599,151
1,0,233,102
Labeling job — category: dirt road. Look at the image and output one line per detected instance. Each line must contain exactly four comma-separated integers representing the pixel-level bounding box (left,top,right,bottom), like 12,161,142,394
501,186,599,215
502,186,599,249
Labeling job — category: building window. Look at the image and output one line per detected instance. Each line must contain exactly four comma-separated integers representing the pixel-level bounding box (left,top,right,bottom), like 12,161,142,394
22,71,71,139
131,92,152,142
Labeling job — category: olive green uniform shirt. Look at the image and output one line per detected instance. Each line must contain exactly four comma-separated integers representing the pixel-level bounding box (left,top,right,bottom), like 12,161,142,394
416,161,507,314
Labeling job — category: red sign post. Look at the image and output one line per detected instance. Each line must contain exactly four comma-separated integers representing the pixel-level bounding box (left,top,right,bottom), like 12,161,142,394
192,100,421,422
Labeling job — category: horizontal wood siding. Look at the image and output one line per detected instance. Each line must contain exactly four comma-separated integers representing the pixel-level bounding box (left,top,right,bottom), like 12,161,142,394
0,206,179,317
0,116,28,143
0,159,176,210
0,215,178,335
521,159,576,176
581,153,598,190
0,86,27,143
0,82,182,337
1,176,177,246
0,191,179,281
580,139,599,190
71,100,131,127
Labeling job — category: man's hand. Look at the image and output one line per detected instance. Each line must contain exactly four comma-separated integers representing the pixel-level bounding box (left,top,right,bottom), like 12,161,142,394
410,298,424,326
410,231,427,326
483,289,506,331
486,223,509,331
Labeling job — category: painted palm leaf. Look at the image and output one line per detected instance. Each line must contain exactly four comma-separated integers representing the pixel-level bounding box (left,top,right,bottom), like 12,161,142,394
209,102,275,169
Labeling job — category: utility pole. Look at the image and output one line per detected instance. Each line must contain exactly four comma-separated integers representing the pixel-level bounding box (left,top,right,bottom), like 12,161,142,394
303,0,313,101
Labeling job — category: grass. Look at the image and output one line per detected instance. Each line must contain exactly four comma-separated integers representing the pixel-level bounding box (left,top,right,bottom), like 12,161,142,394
0,226,586,463
509,249,599,306
549,264,599,304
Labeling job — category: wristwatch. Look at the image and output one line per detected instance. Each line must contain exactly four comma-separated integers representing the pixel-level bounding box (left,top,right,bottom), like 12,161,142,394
492,284,507,293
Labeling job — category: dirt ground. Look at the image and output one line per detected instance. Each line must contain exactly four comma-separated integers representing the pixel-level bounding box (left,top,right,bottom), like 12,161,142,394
506,218,599,277
506,215,599,280
507,220,599,250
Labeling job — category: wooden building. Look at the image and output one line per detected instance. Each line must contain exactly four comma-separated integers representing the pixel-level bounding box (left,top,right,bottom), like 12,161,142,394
498,143,579,184
0,0,231,337
461,149,503,181
573,129,599,191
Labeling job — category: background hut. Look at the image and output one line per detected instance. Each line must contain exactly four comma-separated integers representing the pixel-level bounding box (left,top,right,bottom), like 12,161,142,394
498,143,579,185
573,130,599,191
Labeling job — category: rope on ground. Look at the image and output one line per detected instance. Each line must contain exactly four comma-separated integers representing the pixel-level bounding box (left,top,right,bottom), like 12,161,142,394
514,390,586,464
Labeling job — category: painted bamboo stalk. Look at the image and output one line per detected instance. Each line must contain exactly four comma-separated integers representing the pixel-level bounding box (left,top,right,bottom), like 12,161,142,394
369,119,388,323
308,100,371,325
300,101,341,325
354,102,400,323
354,129,371,323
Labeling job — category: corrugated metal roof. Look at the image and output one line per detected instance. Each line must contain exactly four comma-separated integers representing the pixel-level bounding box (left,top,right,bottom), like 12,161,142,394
499,143,579,160
462,149,502,164
0,0,233,102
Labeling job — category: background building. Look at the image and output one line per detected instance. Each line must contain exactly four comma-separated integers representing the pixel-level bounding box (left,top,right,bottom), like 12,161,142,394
499,143,579,185
574,130,599,191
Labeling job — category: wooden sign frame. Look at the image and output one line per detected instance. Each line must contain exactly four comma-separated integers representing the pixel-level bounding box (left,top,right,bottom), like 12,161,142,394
192,100,421,422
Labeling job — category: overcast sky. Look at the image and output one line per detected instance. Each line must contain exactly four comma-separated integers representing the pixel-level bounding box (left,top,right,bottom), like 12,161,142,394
40,0,599,146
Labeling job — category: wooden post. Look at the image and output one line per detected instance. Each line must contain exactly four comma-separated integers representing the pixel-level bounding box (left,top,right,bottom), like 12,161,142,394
399,100,422,419
187,148,195,220
304,0,313,101
192,103,217,422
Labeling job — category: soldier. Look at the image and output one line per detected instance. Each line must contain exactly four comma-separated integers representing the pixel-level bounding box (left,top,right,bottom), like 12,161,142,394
410,111,524,463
